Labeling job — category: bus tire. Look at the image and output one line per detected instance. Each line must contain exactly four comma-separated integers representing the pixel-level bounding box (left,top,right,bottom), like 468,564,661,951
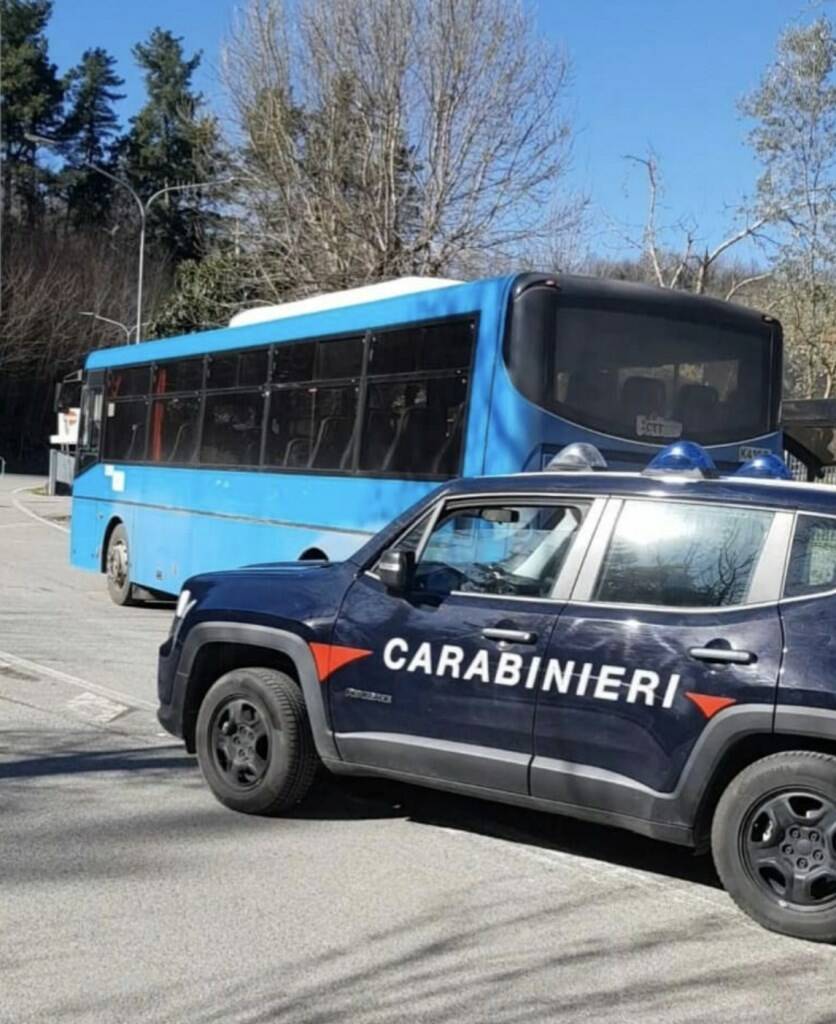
105,523,137,606
196,668,319,816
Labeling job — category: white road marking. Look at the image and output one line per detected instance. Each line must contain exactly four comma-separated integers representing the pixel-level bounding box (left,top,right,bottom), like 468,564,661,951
10,486,70,534
65,691,130,724
0,648,156,710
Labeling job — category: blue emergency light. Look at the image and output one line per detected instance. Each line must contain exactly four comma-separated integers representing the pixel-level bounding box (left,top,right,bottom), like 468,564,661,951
545,443,608,472
735,453,793,481
643,441,717,479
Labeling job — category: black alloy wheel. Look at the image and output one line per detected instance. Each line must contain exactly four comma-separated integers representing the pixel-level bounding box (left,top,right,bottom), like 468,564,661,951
196,667,319,815
741,789,836,909
210,697,272,789
712,751,836,942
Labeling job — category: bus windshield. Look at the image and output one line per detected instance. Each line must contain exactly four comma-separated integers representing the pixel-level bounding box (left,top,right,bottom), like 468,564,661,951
505,286,779,446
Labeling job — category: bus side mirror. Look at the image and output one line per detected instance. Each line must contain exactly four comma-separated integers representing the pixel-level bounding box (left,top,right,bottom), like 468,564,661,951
378,549,414,592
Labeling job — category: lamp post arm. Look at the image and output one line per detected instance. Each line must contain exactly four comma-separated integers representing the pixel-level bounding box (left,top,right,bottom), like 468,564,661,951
85,164,146,343
86,164,145,222
79,311,131,342
144,178,237,214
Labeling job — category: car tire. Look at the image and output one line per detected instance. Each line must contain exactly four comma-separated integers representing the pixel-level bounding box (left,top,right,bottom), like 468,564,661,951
196,667,319,816
712,751,836,942
105,523,137,606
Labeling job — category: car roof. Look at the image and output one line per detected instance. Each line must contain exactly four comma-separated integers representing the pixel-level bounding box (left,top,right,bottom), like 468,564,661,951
443,470,836,516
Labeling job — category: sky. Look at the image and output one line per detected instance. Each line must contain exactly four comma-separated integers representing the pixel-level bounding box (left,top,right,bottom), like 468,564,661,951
46,0,828,260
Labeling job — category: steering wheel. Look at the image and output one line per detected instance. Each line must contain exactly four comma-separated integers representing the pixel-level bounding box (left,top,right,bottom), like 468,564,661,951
477,562,521,594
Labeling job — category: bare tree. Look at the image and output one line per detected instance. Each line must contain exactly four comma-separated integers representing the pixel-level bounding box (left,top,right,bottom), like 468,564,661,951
742,16,836,397
622,151,773,300
0,228,170,464
221,0,574,299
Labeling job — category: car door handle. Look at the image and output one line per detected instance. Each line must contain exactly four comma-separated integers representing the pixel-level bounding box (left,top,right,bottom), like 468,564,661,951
482,627,537,644
689,647,755,665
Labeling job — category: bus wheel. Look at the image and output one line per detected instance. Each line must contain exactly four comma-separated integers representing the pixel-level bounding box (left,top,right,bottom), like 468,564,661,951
196,668,319,816
105,523,136,606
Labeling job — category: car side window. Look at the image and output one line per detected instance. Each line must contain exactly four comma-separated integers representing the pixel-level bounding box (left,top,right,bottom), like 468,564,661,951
593,500,774,608
412,502,587,598
785,516,836,598
387,510,434,559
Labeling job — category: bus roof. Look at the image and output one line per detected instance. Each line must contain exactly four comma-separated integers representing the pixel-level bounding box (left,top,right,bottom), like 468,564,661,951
83,270,776,371
227,277,462,327
84,275,504,370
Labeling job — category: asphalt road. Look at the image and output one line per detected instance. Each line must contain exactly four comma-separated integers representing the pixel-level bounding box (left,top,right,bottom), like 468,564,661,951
2,473,836,1024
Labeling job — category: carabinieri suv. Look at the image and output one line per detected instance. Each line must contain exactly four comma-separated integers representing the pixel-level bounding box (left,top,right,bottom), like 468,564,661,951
157,443,836,942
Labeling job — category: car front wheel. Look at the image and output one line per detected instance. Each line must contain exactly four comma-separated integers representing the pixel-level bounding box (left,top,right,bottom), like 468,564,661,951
196,667,319,815
712,751,836,942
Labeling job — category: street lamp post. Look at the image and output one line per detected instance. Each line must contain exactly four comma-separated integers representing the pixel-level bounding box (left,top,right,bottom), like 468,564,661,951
79,311,132,343
92,170,232,343
24,133,233,343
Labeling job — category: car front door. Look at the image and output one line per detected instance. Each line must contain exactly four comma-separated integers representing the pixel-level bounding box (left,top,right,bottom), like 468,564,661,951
327,493,604,794
530,496,792,815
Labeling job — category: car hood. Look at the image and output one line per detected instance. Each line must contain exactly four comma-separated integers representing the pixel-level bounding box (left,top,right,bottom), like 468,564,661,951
184,559,358,634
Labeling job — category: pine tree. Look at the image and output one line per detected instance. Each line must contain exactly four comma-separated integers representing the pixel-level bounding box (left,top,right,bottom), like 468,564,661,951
123,27,223,263
61,47,125,226
0,0,64,223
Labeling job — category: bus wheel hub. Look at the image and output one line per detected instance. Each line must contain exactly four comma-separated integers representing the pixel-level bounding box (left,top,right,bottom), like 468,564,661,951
108,541,128,586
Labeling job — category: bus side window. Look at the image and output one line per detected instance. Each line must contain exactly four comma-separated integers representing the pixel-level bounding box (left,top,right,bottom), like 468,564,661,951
149,396,201,464
359,376,468,476
359,319,474,477
106,365,150,399
308,386,358,469
199,392,265,467
265,389,313,468
264,386,357,471
103,398,148,462
207,348,269,389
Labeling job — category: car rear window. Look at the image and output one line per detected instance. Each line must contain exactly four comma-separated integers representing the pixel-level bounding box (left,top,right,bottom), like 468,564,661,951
593,500,773,608
785,515,836,598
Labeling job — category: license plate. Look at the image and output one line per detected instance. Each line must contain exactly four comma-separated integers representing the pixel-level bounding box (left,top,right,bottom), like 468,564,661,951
636,416,682,440
739,446,771,461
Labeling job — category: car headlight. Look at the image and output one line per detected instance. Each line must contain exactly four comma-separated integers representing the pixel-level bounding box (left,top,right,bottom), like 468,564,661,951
169,588,195,638
175,588,192,619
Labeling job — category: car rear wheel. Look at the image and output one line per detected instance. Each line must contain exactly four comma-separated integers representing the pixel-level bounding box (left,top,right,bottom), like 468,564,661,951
712,751,836,942
105,523,137,606
196,668,319,815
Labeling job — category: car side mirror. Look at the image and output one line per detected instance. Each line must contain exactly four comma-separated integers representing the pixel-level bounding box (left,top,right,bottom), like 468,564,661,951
378,549,415,592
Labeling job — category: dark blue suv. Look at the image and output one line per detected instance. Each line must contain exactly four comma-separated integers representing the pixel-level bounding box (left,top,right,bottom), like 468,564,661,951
157,445,836,942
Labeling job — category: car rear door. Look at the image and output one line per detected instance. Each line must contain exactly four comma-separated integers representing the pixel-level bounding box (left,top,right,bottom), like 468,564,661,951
530,495,792,812
327,492,605,794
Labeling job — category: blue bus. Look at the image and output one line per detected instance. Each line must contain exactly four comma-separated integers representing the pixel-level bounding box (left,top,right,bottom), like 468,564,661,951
69,272,783,604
